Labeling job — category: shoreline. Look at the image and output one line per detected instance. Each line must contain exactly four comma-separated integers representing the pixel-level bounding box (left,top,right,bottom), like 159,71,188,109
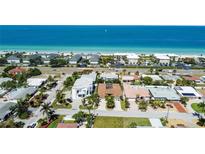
0,45,205,56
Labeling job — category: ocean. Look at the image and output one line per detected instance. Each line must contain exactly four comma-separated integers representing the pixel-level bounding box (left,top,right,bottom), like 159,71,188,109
0,25,205,55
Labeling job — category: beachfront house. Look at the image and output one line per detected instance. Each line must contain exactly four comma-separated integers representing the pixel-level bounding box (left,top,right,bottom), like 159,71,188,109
22,57,30,65
147,86,181,101
89,54,100,65
69,54,82,65
154,54,170,66
175,86,202,99
7,55,20,64
127,53,139,65
71,72,96,100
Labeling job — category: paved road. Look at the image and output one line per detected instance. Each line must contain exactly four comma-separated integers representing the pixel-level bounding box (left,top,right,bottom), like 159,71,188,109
55,109,199,121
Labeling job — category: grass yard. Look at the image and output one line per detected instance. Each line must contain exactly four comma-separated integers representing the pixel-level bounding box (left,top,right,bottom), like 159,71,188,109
48,115,64,128
52,100,72,109
93,116,151,128
191,103,205,113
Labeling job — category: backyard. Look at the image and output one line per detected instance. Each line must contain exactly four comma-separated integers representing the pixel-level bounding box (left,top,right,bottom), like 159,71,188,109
93,116,151,128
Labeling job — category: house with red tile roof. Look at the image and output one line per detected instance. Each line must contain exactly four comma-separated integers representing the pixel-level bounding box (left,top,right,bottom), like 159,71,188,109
98,83,122,98
57,123,78,128
183,75,201,83
8,67,26,76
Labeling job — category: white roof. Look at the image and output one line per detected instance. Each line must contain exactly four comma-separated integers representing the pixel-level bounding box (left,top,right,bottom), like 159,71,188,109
149,118,163,128
142,74,162,81
175,86,201,97
27,78,47,87
73,72,96,89
100,72,118,80
154,54,170,60
122,75,135,81
127,53,139,59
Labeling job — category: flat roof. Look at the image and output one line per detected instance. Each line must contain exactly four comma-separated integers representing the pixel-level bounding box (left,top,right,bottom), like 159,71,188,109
161,75,181,81
127,53,139,59
72,72,96,89
100,72,118,80
122,75,135,81
154,54,170,60
27,78,47,87
0,102,16,119
175,86,201,97
148,86,180,100
123,84,150,99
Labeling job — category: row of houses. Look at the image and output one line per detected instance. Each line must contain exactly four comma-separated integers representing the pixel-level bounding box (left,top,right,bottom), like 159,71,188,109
6,53,100,65
0,77,47,102
70,72,204,101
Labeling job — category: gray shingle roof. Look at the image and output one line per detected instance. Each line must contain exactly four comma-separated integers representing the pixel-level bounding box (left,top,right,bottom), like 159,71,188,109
7,55,20,61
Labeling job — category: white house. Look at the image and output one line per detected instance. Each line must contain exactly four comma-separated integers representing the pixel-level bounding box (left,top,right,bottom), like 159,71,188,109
154,54,170,66
175,86,202,99
7,55,20,64
27,78,47,87
69,54,82,65
100,72,118,81
71,72,96,100
127,53,139,65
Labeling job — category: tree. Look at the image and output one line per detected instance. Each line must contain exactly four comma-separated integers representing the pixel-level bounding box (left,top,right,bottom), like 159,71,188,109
181,97,189,107
138,101,148,111
198,101,205,113
48,75,54,82
149,68,153,74
27,68,42,77
50,58,67,67
3,66,16,73
72,111,86,124
128,122,137,128
142,76,153,85
0,80,17,90
29,55,43,66
0,57,7,66
64,76,74,88
10,99,30,119
105,95,115,109
40,103,54,123
125,98,130,108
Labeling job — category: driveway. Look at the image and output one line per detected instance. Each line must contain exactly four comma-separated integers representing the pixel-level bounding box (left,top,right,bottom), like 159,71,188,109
98,99,106,111
114,99,122,111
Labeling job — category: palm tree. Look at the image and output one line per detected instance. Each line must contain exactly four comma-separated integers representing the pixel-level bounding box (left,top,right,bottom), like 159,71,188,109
40,103,54,123
10,99,30,119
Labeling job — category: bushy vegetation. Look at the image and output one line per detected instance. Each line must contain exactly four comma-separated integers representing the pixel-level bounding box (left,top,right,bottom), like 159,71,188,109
105,95,115,109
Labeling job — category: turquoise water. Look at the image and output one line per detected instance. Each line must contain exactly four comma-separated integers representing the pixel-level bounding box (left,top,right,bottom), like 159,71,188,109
0,25,205,55
0,45,204,55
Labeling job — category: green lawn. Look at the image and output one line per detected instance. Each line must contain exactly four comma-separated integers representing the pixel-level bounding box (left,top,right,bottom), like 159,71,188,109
48,116,64,128
52,100,72,109
93,116,151,128
191,103,205,113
